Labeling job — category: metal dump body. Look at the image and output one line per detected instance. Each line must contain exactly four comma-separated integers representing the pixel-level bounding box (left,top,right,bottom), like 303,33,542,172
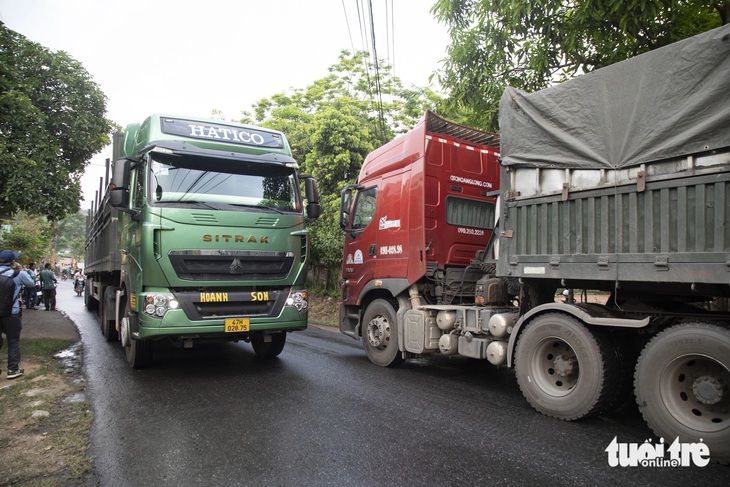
498,151,730,285
84,191,120,276
497,25,730,290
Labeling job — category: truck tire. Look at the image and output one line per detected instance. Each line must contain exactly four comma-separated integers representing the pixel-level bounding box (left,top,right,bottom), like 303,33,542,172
635,323,730,463
121,295,153,368
251,332,286,358
362,299,404,367
101,286,118,342
84,278,98,311
515,313,621,420
125,337,153,369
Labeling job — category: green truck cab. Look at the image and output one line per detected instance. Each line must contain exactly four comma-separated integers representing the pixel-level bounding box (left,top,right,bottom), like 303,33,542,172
85,115,319,367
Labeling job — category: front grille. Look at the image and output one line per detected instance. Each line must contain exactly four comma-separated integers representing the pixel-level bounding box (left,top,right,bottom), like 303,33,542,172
173,289,288,320
169,250,294,281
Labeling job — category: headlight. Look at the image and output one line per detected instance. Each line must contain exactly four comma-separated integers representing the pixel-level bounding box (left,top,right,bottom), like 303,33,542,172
143,293,179,318
286,290,308,312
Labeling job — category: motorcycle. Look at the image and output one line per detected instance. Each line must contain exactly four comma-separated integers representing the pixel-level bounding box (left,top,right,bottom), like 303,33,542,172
35,278,43,306
74,277,85,296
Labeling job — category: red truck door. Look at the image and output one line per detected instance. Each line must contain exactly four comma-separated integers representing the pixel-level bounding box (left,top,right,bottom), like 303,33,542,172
342,164,418,306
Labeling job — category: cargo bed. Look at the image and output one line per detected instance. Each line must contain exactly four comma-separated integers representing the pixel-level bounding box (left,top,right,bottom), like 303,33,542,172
498,149,730,288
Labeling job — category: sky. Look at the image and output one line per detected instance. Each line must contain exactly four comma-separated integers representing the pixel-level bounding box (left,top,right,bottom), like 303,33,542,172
0,0,451,209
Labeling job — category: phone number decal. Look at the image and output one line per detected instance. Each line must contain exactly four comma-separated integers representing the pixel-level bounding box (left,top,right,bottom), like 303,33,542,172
380,245,403,255
457,227,485,236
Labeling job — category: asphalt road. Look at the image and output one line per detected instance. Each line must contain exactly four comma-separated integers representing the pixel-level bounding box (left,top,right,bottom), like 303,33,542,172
56,284,727,486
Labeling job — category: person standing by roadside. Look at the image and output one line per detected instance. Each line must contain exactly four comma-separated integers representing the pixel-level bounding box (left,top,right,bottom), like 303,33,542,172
0,250,36,379
23,262,38,309
39,263,57,311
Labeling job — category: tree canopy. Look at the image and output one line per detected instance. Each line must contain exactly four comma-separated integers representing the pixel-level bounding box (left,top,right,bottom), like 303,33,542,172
432,0,728,131
54,211,87,262
0,211,51,265
0,210,87,266
0,22,114,221
243,51,445,287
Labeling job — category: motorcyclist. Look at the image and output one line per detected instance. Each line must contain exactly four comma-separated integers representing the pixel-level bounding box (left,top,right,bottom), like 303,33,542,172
73,268,85,294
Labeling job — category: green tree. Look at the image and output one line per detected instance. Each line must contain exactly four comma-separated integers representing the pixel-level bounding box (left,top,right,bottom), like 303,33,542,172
246,51,444,289
305,103,379,196
54,211,88,263
303,104,379,287
0,211,52,264
431,0,728,131
0,23,113,221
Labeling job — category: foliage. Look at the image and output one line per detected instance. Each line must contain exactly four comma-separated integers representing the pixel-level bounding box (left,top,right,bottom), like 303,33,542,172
305,103,380,196
431,0,727,131
54,211,87,262
243,51,445,289
0,210,86,265
0,23,114,221
308,192,347,272
0,211,52,264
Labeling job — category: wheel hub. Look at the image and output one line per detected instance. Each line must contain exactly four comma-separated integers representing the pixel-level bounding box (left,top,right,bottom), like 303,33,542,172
366,317,390,349
553,353,577,378
692,375,725,405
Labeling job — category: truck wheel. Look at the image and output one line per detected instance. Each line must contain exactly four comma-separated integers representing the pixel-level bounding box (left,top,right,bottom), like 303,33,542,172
362,299,403,367
101,287,118,342
121,296,153,368
599,333,638,415
635,323,730,463
125,337,154,369
251,332,286,358
515,313,620,420
85,279,98,311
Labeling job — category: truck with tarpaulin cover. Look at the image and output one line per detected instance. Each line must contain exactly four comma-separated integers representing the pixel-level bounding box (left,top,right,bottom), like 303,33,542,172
338,25,730,462
85,115,319,368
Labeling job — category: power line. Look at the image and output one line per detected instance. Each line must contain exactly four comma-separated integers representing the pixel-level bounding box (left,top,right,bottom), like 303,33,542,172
386,0,395,93
341,0,356,54
343,1,391,136
354,0,377,124
367,0,386,132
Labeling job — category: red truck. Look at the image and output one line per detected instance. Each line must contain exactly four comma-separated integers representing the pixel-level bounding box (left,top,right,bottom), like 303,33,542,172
339,110,501,367
338,25,730,463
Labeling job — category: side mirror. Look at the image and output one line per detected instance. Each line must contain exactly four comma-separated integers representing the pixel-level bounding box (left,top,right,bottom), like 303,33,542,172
109,187,129,209
339,184,362,230
300,175,320,221
110,157,132,189
109,157,139,218
339,187,352,230
306,202,321,220
109,158,131,210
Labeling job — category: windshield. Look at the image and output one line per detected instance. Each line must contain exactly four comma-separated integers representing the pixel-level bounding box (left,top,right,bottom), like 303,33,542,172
149,156,301,212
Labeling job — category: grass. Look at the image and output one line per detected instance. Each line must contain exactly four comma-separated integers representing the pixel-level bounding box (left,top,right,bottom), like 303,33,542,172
308,294,339,327
0,337,93,486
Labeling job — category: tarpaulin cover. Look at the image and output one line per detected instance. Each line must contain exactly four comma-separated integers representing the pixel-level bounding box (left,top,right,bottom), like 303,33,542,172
499,24,730,169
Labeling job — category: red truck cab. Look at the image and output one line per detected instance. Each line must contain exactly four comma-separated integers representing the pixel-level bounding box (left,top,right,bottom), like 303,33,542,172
339,111,500,341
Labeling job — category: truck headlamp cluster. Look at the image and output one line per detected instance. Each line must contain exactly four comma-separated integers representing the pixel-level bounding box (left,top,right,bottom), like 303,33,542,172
286,290,308,312
143,293,179,318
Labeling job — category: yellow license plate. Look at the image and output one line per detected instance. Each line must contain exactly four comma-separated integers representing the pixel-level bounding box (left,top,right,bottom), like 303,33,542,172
225,318,250,332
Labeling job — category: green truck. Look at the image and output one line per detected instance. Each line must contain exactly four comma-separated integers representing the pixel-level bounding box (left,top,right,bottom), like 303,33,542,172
85,115,319,367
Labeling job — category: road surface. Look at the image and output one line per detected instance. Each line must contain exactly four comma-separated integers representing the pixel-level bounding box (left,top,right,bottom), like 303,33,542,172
57,284,726,486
